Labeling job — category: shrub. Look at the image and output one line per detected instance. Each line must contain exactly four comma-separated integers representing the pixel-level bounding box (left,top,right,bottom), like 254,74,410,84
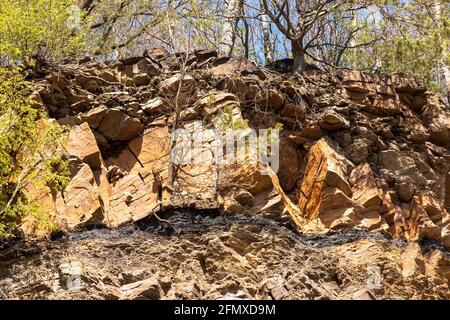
0,68,69,237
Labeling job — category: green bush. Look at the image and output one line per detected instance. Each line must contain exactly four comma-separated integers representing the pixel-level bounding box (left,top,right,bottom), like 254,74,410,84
0,0,92,66
0,68,69,237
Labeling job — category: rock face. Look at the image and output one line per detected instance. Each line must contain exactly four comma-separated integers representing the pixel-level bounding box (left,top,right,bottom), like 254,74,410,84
57,163,104,229
120,278,163,300
298,138,353,223
1,212,449,300
67,123,103,169
97,108,143,141
26,51,450,252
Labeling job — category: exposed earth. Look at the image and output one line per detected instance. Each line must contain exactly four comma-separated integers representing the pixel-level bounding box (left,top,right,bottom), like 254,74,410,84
0,211,448,300
2,49,450,300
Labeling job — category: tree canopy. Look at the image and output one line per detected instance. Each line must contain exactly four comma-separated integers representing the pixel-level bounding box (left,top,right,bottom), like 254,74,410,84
0,0,92,67
0,0,448,93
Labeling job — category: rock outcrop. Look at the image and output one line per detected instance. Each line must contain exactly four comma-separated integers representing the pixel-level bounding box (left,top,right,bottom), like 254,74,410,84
2,212,448,300
23,50,450,252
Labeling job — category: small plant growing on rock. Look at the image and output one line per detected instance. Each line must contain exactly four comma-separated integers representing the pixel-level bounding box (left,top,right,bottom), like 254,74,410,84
213,106,249,131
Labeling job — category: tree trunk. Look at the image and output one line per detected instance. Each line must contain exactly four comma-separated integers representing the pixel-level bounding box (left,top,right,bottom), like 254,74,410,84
292,41,306,73
432,0,450,102
242,15,249,59
443,66,450,103
259,0,272,65
218,0,241,57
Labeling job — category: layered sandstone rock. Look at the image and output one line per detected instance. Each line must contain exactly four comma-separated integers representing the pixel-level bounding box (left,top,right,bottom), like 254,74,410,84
67,122,103,169
298,138,353,220
55,163,107,229
26,52,450,251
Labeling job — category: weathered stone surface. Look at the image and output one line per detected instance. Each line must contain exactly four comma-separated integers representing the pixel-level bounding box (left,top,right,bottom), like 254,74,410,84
425,108,450,147
98,108,143,141
246,189,284,219
160,73,196,95
338,70,420,115
289,127,324,145
442,225,450,250
100,69,118,83
397,182,415,203
266,165,306,230
128,126,170,170
352,289,375,300
277,138,302,191
221,77,259,101
212,57,262,78
345,139,369,165
80,105,107,129
231,188,254,206
93,131,110,150
298,138,352,220
403,109,430,143
58,115,83,126
320,187,356,213
401,243,426,278
68,123,102,169
219,162,272,196
281,102,306,120
368,96,402,114
55,163,106,229
119,58,159,83
218,193,246,215
6,51,450,304
257,89,284,110
418,219,442,241
350,163,382,208
172,280,202,299
423,250,450,285
170,124,217,209
195,91,240,118
405,196,443,241
358,209,387,231
75,74,99,92
319,109,350,130
107,172,160,228
446,172,450,209
318,207,356,230
133,73,150,86
120,278,163,300
141,97,165,115
417,193,448,223
20,184,59,238
102,127,172,225
378,150,414,171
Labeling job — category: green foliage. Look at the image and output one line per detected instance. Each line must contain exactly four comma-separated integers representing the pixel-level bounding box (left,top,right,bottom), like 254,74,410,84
343,0,450,95
213,106,249,131
0,0,92,66
0,68,69,237
273,122,284,131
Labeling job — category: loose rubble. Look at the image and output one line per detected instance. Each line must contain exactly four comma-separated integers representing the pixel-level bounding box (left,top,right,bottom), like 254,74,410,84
1,212,449,300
